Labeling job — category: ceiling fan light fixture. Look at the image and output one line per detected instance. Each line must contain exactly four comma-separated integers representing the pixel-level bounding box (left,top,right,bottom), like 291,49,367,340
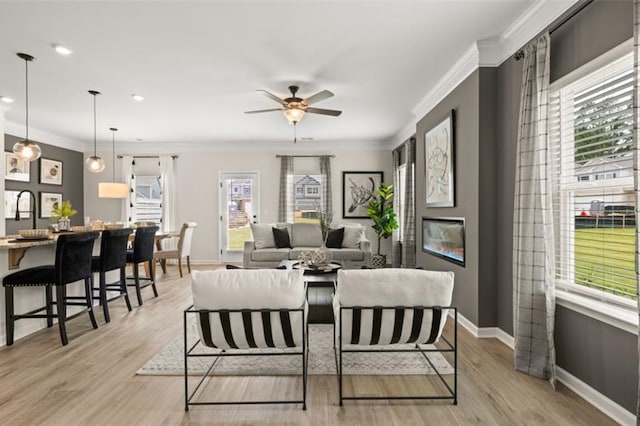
284,107,305,124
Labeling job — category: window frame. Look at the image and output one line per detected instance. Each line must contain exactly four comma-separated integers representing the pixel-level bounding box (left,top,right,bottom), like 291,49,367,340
549,39,638,333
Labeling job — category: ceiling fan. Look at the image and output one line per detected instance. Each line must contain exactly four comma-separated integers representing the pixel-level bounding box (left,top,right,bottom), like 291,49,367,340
245,85,342,125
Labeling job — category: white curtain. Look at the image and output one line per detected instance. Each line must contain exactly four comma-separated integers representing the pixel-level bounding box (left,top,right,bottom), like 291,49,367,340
512,32,556,387
121,156,135,225
319,156,333,219
402,138,416,268
391,148,401,267
160,155,177,233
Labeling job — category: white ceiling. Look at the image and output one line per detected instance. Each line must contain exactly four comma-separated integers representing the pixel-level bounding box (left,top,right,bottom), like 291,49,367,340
0,0,540,151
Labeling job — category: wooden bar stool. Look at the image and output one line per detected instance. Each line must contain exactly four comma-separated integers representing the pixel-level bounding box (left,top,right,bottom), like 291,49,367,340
3,232,100,346
92,228,134,322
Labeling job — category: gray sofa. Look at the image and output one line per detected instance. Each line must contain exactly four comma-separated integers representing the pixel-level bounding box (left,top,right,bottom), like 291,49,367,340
243,222,371,269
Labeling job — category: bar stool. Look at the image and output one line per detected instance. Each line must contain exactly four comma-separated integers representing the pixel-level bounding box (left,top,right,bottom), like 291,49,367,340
127,225,159,306
3,232,100,346
92,228,134,322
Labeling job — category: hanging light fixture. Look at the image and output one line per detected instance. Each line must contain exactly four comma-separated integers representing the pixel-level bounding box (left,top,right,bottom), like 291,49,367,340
98,127,128,198
13,53,41,162
86,90,105,173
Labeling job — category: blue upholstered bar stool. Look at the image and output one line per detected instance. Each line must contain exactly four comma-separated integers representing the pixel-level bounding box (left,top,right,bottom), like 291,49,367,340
3,232,100,346
126,225,159,306
92,228,134,322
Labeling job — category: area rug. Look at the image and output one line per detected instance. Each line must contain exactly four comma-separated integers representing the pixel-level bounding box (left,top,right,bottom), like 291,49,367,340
137,322,454,376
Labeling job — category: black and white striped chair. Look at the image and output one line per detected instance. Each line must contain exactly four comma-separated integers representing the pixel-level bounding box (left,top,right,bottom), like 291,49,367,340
184,268,308,411
333,268,457,405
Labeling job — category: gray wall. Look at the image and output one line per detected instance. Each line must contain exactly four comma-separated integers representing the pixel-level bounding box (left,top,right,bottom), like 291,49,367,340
493,0,637,413
4,134,84,234
416,70,481,325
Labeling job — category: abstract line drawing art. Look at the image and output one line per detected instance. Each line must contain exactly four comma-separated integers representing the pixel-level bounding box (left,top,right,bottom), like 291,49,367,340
342,171,383,218
425,110,455,207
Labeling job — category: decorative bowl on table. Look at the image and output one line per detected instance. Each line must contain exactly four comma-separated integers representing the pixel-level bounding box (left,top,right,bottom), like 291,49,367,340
18,229,50,239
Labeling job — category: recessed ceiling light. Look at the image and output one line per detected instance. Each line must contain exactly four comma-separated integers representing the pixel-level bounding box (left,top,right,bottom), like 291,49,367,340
0,96,14,104
52,44,73,55
132,94,144,102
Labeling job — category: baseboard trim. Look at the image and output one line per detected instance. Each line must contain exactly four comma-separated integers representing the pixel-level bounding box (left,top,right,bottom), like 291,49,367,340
450,311,635,424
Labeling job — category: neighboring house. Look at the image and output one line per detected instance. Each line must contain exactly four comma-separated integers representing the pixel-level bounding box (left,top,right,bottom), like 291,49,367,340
573,154,634,215
294,175,321,215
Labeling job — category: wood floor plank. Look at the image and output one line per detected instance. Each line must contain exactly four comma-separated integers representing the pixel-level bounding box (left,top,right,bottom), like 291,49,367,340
0,265,617,425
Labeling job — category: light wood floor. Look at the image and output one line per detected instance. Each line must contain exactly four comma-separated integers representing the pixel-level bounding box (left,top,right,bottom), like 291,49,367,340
0,265,615,425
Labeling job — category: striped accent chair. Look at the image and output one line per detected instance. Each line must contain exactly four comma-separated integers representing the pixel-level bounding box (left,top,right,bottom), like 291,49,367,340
184,268,308,411
334,268,457,405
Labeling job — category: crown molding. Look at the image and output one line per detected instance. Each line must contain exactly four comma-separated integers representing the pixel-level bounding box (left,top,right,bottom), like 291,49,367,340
5,121,87,153
390,121,416,150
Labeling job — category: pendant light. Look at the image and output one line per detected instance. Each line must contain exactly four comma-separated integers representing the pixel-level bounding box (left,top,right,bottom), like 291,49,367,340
86,90,105,173
98,127,128,198
13,53,42,162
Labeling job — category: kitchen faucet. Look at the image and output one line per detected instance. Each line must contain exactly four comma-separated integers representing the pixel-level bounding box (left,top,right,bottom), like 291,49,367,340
15,189,37,230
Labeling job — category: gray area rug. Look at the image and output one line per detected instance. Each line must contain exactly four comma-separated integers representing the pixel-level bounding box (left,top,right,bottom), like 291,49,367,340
137,323,454,376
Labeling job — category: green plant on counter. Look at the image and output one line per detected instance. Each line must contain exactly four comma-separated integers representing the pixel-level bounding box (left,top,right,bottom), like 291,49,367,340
51,200,78,221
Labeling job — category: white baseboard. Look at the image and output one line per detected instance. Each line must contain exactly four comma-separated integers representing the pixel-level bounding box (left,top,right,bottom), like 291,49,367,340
450,311,635,424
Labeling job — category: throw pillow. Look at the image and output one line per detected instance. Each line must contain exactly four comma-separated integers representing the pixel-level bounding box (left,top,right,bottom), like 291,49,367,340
251,223,276,249
326,227,344,248
342,225,366,248
272,227,292,248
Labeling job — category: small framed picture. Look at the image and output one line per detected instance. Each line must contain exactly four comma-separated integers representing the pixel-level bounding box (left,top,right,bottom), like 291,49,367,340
40,158,63,185
5,190,31,219
342,171,383,218
5,152,30,182
40,192,62,218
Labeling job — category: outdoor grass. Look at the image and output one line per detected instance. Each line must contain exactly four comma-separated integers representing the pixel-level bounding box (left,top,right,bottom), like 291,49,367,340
228,227,251,250
574,227,636,298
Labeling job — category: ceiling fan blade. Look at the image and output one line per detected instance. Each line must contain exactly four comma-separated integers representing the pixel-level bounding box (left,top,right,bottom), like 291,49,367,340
303,90,334,105
306,107,342,116
245,108,283,114
257,90,286,105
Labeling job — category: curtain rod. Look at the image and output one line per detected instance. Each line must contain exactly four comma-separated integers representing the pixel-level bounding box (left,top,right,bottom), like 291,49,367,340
514,0,593,61
275,154,335,158
117,155,178,159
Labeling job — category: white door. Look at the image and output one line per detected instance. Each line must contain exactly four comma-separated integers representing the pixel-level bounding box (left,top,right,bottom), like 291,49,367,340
219,172,260,263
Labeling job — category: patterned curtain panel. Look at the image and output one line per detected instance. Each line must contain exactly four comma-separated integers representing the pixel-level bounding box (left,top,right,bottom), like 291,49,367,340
634,0,640,418
402,138,416,268
278,156,294,223
391,149,402,267
319,155,333,218
512,32,557,387
121,156,134,225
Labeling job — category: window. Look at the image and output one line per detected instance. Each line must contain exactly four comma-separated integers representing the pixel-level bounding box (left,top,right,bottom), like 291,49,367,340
133,175,162,225
550,51,636,305
293,174,323,223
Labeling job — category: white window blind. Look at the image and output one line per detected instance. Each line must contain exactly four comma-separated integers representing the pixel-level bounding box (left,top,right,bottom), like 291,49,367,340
550,52,636,301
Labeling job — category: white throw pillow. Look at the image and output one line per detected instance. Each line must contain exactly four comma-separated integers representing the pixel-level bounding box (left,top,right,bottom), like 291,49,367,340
341,225,366,248
250,223,276,249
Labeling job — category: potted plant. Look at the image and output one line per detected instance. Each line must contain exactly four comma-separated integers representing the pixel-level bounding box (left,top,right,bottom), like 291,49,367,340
367,182,398,268
51,200,77,231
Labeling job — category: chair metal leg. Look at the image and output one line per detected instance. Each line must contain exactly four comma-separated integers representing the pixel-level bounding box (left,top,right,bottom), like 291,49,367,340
178,258,183,278
187,256,191,274
5,286,14,346
133,266,143,306
121,267,132,311
86,278,98,329
100,271,110,323
56,285,68,346
45,285,53,327
149,260,158,297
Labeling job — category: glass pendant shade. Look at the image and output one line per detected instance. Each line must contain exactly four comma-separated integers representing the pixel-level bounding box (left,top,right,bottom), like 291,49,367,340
98,182,128,198
86,155,105,173
14,53,41,162
13,140,41,161
283,107,305,124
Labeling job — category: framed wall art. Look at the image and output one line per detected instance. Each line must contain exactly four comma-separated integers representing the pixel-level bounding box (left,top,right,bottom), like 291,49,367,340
5,190,31,219
5,152,30,182
40,192,62,218
425,110,455,207
342,171,383,218
40,158,63,185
